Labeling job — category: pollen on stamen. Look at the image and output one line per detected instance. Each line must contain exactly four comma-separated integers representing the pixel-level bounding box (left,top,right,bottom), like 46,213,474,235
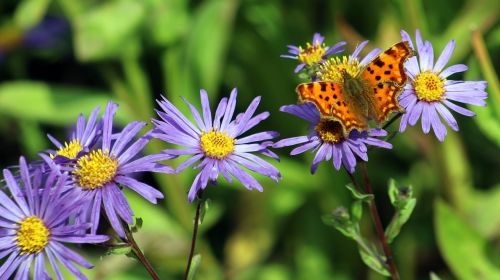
413,72,446,102
73,149,118,190
315,120,345,143
200,130,235,160
15,216,50,255
317,56,361,83
298,42,327,65
50,139,83,159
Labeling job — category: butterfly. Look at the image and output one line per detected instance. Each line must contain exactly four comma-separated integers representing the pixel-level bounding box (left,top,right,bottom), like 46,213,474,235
296,41,414,137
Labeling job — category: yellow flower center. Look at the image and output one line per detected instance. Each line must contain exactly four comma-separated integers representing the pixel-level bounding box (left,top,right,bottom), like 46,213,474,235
315,120,345,143
413,72,445,102
73,150,118,190
15,216,49,255
317,56,361,83
298,42,327,65
200,130,235,159
51,139,83,159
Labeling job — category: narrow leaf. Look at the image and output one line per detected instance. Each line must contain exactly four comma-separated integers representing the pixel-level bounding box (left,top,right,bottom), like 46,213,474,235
187,254,202,280
345,184,373,201
358,245,390,277
385,181,417,243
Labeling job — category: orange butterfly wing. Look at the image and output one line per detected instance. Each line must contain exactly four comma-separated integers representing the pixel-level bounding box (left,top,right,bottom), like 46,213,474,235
296,82,368,134
361,41,414,123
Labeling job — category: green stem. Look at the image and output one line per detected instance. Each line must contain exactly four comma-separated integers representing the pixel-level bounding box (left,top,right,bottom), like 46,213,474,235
123,223,160,280
344,168,390,271
359,162,400,280
184,192,204,280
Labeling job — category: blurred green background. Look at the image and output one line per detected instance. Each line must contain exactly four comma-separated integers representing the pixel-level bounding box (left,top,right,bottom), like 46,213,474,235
0,0,499,279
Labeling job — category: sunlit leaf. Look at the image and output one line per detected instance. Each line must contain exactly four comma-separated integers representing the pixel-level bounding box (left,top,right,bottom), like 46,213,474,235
0,81,131,125
430,272,442,280
435,199,500,279
144,0,189,46
465,185,500,239
107,245,132,256
74,0,145,61
14,0,51,30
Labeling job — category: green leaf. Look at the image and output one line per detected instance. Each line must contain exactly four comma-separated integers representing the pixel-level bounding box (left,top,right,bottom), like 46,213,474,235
350,201,363,224
465,185,500,238
14,0,51,30
435,199,500,279
345,184,373,201
0,81,130,125
466,57,500,147
19,120,48,158
144,0,189,46
385,180,417,243
187,254,202,280
429,272,442,280
199,198,212,225
163,0,237,101
358,245,390,277
130,217,143,233
443,0,499,62
74,0,145,61
107,244,132,256
322,207,358,239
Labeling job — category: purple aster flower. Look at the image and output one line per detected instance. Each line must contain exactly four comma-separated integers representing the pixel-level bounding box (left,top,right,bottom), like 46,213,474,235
47,105,102,163
152,88,281,202
273,103,392,174
317,40,382,82
398,29,488,141
281,32,346,73
42,101,173,237
0,157,108,280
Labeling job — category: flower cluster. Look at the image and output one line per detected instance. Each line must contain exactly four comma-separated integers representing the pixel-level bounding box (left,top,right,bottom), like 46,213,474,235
0,101,175,278
0,88,284,277
279,31,488,173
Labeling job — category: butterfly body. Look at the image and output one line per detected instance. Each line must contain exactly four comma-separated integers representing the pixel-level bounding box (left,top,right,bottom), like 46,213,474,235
297,41,414,137
342,70,372,120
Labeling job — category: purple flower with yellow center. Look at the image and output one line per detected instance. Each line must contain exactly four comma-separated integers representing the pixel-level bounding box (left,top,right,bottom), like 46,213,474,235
281,33,346,73
43,102,173,237
48,106,102,162
0,157,108,280
398,29,488,141
152,88,281,202
273,103,392,173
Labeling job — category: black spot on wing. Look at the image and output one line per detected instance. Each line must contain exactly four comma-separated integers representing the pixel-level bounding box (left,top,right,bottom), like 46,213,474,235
374,59,385,67
320,83,327,92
